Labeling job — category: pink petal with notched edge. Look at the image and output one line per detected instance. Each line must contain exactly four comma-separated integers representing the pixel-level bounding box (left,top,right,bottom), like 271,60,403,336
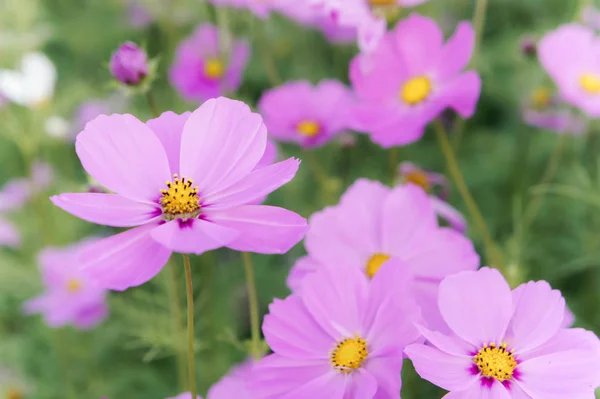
393,14,443,74
50,193,160,227
345,369,378,399
206,205,307,254
262,295,332,359
79,223,172,291
415,324,476,357
202,158,300,209
507,280,565,354
363,356,403,398
442,380,511,399
404,344,477,392
278,371,344,399
436,22,475,80
287,256,321,292
150,218,239,255
517,328,600,362
146,111,191,175
179,97,266,195
256,140,278,169
438,268,513,347
75,114,171,203
439,71,481,118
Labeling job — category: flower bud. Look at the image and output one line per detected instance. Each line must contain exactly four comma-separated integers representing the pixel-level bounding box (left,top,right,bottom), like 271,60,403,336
109,42,148,85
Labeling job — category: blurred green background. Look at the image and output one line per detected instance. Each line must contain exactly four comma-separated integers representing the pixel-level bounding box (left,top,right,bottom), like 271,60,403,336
0,0,598,398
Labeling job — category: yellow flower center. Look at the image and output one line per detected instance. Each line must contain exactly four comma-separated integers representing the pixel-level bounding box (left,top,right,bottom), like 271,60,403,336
401,76,432,105
530,87,552,110
66,278,82,293
160,174,201,220
6,389,23,399
369,0,395,5
330,336,368,373
365,253,391,279
474,342,517,382
579,73,600,94
403,170,430,192
204,58,225,79
297,120,321,138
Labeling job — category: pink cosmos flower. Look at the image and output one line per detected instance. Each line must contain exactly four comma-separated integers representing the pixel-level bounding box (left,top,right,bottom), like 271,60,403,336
405,268,600,399
521,87,587,135
168,361,252,398
258,80,354,148
170,24,250,102
350,14,481,147
51,97,308,291
23,238,108,329
287,179,479,330
398,162,467,233
252,259,422,398
581,4,600,31
539,24,600,117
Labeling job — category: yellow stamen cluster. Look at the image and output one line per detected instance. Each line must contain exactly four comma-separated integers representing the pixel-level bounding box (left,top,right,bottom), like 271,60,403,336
331,336,369,373
66,278,82,293
160,174,200,220
530,87,553,110
366,253,391,279
580,73,600,94
474,342,517,382
401,76,432,105
296,121,321,138
204,58,225,79
404,170,431,192
6,389,23,399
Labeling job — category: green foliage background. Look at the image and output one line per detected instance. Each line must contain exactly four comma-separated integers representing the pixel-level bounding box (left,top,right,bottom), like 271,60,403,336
0,0,598,398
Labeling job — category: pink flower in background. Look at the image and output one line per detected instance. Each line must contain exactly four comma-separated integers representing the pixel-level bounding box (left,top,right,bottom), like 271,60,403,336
398,162,467,233
258,80,354,148
581,4,600,31
109,42,148,86
127,0,155,28
252,260,422,398
207,359,253,398
350,14,481,147
51,97,307,291
74,96,128,134
539,24,600,117
170,24,250,102
288,179,479,330
23,239,109,329
521,87,587,135
405,268,600,398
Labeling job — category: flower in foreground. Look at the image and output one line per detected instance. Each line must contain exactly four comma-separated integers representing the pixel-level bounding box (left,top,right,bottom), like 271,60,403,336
258,80,354,148
170,24,250,102
23,238,108,329
51,97,307,291
539,24,600,117
398,161,466,233
288,179,478,330
110,42,148,86
0,52,56,108
252,260,422,398
405,268,600,398
350,14,481,147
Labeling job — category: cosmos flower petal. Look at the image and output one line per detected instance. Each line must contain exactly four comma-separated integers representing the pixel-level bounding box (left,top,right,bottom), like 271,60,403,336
207,205,307,254
517,328,600,362
345,369,377,399
202,158,300,209
363,356,402,398
438,268,513,346
442,380,511,399
507,280,566,354
150,219,239,255
179,97,267,194
415,324,476,357
0,217,21,248
404,344,478,392
439,71,482,118
437,22,475,80
224,39,250,92
517,349,600,399
278,371,345,399
393,14,444,74
430,197,467,234
50,193,161,227
79,223,172,291
146,111,191,175
75,113,172,203
72,302,109,330
286,256,321,292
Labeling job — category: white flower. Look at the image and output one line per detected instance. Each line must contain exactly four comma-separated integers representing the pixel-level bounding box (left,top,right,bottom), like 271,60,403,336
44,115,70,139
0,52,56,107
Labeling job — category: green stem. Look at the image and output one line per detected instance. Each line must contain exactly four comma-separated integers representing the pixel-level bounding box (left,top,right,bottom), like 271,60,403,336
473,0,489,53
388,147,399,185
182,254,197,399
168,261,188,391
433,119,504,270
255,21,281,85
243,252,262,361
146,91,159,117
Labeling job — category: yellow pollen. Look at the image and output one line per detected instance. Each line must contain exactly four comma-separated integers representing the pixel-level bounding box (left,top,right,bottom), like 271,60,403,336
369,0,395,5
474,342,517,382
204,58,225,79
401,76,432,105
404,170,430,192
297,121,321,138
66,278,82,293
530,87,552,109
330,336,368,373
365,253,391,279
6,389,23,399
160,174,201,220
580,73,600,94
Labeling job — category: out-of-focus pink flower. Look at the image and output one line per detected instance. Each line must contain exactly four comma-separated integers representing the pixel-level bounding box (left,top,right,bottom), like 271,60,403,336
23,238,109,330
405,268,600,398
350,14,481,147
73,96,128,135
109,42,149,86
287,179,479,330
252,260,422,398
51,98,307,291
170,24,250,102
521,87,587,135
539,24,600,117
127,0,155,28
520,34,537,57
258,80,354,148
581,4,600,31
